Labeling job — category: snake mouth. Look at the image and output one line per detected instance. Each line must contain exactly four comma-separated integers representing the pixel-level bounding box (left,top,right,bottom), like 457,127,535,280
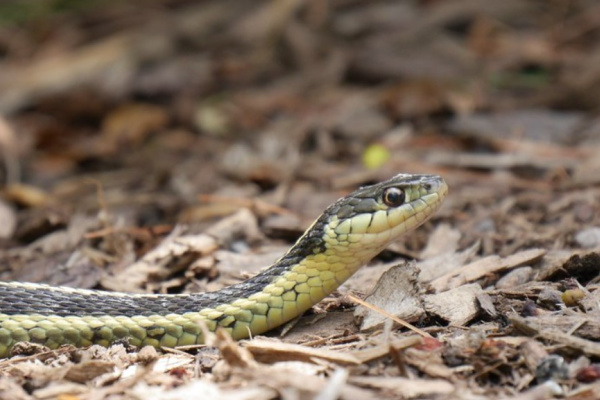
433,177,449,199
428,176,448,204
416,175,448,209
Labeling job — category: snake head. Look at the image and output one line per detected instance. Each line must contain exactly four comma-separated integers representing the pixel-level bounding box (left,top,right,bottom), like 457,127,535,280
321,174,448,252
281,173,447,265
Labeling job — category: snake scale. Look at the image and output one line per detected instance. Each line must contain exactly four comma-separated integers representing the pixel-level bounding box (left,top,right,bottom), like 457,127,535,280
0,173,447,357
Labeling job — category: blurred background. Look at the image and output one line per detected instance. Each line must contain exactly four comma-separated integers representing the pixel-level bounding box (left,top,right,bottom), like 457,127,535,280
0,0,598,281
2,1,600,397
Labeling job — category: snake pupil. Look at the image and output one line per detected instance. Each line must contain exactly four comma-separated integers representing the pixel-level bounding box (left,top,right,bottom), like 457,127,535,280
383,187,405,207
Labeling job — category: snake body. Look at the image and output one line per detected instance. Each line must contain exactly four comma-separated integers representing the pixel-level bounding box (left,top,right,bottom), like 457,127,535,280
0,174,447,357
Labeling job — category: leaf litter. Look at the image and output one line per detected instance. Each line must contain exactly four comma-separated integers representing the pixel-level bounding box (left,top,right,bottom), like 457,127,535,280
1,0,600,399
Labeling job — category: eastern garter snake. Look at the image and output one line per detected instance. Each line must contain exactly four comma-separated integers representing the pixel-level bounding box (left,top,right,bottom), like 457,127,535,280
0,174,447,357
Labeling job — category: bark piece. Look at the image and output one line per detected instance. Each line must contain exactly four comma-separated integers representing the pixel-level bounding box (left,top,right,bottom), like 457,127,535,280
244,338,360,366
429,248,546,292
519,339,550,375
511,314,600,357
418,239,479,282
354,263,424,332
543,252,600,285
349,376,454,398
496,266,534,289
65,360,115,384
423,283,483,326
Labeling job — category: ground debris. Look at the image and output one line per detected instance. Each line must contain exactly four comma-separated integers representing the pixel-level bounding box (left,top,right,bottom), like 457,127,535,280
2,0,600,398
244,338,360,366
354,262,424,331
101,227,218,293
348,376,455,398
543,252,600,285
510,314,600,357
424,283,483,326
429,248,546,292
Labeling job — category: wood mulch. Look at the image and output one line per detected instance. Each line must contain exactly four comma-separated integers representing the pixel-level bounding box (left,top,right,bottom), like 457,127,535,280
1,1,600,398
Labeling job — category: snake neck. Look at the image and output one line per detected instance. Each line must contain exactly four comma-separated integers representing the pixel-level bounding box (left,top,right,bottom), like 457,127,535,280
232,214,384,313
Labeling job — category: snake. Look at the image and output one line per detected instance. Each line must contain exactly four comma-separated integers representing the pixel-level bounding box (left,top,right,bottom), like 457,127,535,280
0,173,447,357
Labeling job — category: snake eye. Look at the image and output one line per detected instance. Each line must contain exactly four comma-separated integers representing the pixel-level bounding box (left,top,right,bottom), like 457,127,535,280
383,187,405,207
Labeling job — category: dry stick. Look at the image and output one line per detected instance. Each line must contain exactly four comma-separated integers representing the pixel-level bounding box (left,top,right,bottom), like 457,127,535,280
347,294,432,338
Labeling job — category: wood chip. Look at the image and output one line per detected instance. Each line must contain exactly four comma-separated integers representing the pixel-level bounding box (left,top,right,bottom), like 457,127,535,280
542,252,600,285
342,263,395,294
419,223,461,259
64,360,115,384
243,338,361,366
476,292,497,318
246,364,375,400
354,263,425,331
510,314,600,357
130,380,276,400
518,339,549,375
0,377,30,400
418,240,480,282
510,313,600,342
504,381,563,400
404,347,455,379
349,376,454,398
423,283,483,326
350,336,423,364
535,249,580,281
32,382,87,400
216,330,258,369
496,266,534,289
429,248,546,292
314,368,349,400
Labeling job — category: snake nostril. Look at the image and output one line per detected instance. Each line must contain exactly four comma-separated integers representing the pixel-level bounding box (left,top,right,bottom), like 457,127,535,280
423,183,432,191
